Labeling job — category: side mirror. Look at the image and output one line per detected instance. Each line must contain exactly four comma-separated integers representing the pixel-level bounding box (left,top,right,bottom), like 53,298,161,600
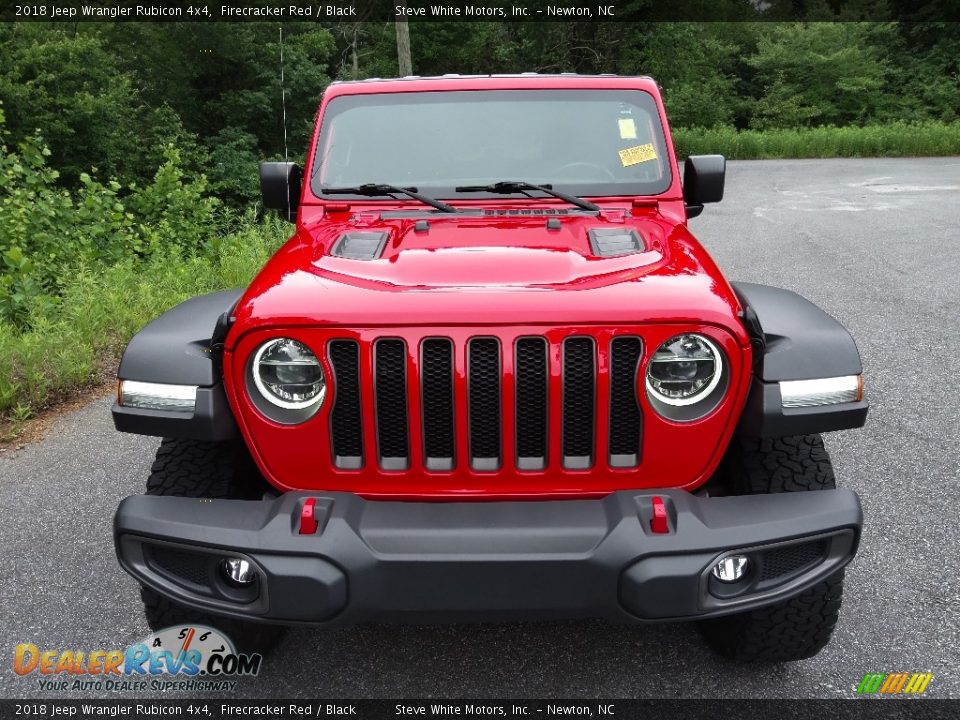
259,161,302,222
683,155,725,219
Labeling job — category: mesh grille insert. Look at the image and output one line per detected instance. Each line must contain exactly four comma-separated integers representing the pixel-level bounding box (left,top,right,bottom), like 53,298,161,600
421,339,455,470
329,340,363,469
760,540,828,581
149,547,211,587
374,339,409,470
468,338,501,471
609,337,643,467
515,338,548,470
562,337,595,469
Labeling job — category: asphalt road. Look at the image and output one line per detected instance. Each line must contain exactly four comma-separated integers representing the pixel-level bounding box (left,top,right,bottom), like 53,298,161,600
1,159,959,700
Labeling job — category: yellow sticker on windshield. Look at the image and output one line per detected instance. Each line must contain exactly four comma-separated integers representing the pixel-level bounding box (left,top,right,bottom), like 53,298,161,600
619,143,657,167
618,118,637,139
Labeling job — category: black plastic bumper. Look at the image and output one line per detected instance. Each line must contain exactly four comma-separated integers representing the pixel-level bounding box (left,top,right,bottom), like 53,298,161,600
114,489,862,626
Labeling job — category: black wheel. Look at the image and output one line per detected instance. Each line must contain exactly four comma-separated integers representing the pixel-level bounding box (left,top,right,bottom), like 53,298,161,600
699,434,845,662
140,438,283,654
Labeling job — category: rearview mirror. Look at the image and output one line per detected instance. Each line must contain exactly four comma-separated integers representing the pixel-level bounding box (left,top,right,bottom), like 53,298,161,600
683,155,725,219
260,161,302,222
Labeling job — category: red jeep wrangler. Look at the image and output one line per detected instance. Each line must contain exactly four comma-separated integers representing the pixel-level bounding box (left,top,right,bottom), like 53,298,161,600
113,75,867,662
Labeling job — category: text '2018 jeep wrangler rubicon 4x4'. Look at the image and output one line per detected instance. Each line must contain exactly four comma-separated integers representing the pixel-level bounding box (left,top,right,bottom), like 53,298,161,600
112,75,867,662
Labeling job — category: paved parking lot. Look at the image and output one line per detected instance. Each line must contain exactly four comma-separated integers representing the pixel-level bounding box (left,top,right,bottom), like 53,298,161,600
1,158,958,699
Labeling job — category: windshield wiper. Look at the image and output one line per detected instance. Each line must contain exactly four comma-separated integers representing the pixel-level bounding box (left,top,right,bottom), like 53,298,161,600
321,183,457,213
454,181,600,212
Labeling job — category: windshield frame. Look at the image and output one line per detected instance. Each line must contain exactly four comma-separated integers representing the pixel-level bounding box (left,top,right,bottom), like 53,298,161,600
308,88,675,202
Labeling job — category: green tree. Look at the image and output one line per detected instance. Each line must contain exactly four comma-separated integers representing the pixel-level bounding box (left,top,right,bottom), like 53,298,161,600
0,24,187,185
747,23,888,128
0,107,219,326
103,23,334,158
879,21,960,122
617,23,748,128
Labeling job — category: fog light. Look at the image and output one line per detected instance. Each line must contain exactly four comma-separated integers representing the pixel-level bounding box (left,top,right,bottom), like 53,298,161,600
711,555,750,583
221,558,256,586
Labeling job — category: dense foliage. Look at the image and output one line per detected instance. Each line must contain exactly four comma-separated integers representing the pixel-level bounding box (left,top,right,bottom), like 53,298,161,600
0,120,220,325
0,106,288,427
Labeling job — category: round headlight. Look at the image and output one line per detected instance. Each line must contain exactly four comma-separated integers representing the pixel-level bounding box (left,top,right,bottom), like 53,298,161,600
646,334,722,407
252,338,326,409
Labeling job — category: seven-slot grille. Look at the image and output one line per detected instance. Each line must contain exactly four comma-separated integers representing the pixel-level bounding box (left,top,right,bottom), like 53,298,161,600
326,334,643,473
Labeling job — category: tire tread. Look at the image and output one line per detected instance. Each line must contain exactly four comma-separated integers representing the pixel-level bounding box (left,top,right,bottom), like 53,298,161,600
139,438,281,654
700,433,844,662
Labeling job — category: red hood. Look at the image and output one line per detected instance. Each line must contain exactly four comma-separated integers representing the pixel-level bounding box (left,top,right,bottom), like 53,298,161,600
228,203,746,346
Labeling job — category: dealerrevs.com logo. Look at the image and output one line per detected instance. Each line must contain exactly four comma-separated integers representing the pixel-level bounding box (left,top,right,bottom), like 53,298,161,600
856,672,934,696
13,625,262,692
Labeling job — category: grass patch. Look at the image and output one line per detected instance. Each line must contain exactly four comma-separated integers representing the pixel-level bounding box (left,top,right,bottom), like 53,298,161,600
673,121,960,159
0,220,287,430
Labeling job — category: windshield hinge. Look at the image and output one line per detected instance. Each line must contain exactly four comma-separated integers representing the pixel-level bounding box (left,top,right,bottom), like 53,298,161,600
352,210,382,226
599,208,629,223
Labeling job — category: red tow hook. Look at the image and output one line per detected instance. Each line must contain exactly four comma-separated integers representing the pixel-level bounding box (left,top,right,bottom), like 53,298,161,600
299,498,319,535
650,496,669,534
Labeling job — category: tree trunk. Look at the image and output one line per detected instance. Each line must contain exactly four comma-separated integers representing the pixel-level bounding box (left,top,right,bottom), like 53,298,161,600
351,26,359,78
395,17,412,76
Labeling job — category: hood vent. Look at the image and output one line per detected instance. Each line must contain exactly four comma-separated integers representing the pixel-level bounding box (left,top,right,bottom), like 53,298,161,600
482,208,572,216
331,231,389,260
588,228,645,257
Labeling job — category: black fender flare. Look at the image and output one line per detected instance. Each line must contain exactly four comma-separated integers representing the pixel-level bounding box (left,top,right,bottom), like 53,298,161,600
113,290,243,441
732,282,868,438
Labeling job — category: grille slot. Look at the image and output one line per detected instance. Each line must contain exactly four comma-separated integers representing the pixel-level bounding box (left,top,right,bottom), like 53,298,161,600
562,337,596,469
760,540,828,582
609,337,643,467
328,340,363,469
515,338,548,470
421,339,456,471
468,338,501,471
374,339,409,470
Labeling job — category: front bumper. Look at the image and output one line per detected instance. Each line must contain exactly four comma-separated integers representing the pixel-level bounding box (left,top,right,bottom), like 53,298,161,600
114,489,861,625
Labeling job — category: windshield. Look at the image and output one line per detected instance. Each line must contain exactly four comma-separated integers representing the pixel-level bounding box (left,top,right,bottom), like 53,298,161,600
311,89,672,200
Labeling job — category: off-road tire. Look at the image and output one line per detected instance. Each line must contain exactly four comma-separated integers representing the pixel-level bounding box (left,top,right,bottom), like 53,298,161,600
140,438,283,654
699,434,845,662
722,434,837,495
145,437,266,499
